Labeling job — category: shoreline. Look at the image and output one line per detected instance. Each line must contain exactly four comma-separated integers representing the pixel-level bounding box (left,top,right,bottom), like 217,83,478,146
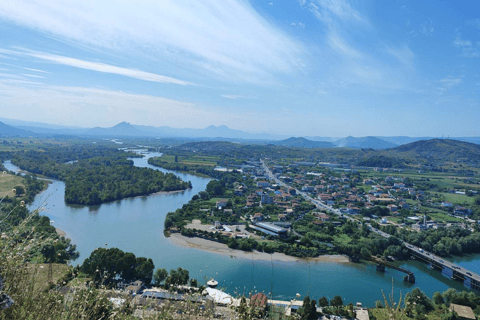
167,233,350,263
55,227,67,238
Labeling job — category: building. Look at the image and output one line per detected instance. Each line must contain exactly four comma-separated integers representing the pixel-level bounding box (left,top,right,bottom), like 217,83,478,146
261,194,274,205
253,222,288,237
257,181,271,188
449,303,476,320
216,199,228,209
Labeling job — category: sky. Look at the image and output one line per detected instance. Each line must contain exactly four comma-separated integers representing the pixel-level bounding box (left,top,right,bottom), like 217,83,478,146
0,0,479,137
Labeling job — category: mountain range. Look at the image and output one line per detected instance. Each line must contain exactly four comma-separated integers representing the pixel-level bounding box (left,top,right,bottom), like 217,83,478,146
1,117,479,150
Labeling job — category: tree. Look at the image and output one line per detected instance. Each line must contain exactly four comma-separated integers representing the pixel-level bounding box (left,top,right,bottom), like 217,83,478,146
14,185,25,196
330,295,343,307
300,296,317,320
433,292,444,305
318,297,329,307
153,268,168,285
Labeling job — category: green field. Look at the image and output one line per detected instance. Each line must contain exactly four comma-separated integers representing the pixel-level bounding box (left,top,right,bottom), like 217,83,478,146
160,154,219,166
430,192,475,205
0,173,25,198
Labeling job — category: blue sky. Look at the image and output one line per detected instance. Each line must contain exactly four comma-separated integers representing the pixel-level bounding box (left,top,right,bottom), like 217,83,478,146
0,0,479,137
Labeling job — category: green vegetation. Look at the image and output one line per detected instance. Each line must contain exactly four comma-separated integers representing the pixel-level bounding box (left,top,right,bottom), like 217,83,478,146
80,247,155,284
10,146,190,205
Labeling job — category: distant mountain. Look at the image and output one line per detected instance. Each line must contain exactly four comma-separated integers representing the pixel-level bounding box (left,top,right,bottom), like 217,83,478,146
87,122,149,137
0,121,35,137
334,136,397,149
271,137,334,148
134,124,283,140
388,139,480,162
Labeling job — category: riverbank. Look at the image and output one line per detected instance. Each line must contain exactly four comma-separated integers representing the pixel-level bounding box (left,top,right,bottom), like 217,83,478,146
55,227,67,237
168,233,349,263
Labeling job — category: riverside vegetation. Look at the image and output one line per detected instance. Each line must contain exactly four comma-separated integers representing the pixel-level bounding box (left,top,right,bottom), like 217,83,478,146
5,145,191,205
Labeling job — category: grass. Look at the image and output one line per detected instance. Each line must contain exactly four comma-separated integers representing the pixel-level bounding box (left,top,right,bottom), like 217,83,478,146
26,263,72,291
428,212,463,223
0,173,24,198
333,234,351,246
430,192,475,205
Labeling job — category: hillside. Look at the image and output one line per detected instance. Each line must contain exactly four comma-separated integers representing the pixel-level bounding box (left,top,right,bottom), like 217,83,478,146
386,139,480,167
334,136,397,149
271,137,334,148
0,121,35,137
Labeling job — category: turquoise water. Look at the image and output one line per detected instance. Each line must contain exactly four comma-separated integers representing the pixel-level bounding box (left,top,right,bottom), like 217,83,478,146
3,155,476,306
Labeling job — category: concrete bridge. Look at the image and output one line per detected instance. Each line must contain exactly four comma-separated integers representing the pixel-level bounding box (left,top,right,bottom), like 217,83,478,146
403,242,480,291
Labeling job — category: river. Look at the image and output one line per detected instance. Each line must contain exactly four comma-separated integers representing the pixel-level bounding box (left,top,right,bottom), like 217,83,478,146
3,155,478,306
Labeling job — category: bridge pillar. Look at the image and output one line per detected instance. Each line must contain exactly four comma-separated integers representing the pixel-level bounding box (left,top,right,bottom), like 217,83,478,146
403,274,415,283
376,264,385,272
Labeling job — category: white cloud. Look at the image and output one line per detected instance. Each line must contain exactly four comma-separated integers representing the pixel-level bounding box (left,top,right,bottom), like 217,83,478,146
0,0,303,81
21,74,45,79
386,45,415,67
453,37,479,58
440,77,462,87
0,48,193,85
22,67,49,74
221,94,256,99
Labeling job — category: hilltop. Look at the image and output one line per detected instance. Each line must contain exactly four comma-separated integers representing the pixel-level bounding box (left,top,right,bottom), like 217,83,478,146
270,137,334,148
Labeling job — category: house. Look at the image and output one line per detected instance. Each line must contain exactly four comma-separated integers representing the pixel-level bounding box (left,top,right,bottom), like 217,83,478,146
399,202,410,209
224,209,233,215
278,214,286,221
454,206,473,216
253,213,264,221
348,207,360,215
441,201,453,207
302,185,315,192
216,199,228,209
257,181,270,188
315,213,330,221
234,186,245,196
363,179,374,185
449,303,476,320
387,204,398,212
251,292,268,311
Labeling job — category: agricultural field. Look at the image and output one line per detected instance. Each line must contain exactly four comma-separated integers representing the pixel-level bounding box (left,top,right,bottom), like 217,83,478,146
430,192,476,205
0,173,24,198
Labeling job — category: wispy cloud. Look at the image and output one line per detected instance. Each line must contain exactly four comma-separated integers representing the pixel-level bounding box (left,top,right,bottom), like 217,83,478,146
453,36,479,58
0,48,193,85
386,45,415,67
21,73,45,79
221,94,256,100
23,67,49,74
0,0,303,81
440,77,462,87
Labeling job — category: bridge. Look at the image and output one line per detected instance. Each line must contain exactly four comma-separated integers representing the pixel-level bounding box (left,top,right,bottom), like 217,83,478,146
403,242,480,291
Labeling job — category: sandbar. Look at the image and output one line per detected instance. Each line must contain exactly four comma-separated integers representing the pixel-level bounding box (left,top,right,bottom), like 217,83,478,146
167,233,349,263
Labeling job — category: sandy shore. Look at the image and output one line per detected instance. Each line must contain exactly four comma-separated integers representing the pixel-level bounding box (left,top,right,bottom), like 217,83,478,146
167,233,349,263
55,227,67,237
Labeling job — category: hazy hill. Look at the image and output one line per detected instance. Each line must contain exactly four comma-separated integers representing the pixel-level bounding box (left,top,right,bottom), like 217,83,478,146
385,139,480,167
87,122,149,137
0,121,35,137
334,136,397,149
271,137,334,148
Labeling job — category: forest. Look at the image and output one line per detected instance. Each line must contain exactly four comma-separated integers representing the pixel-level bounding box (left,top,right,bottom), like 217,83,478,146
10,146,191,205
